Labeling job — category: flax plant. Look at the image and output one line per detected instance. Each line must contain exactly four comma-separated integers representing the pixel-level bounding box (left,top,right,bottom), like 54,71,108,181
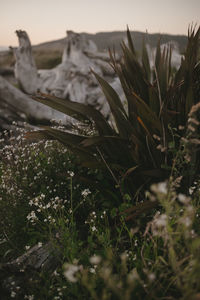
26,26,200,217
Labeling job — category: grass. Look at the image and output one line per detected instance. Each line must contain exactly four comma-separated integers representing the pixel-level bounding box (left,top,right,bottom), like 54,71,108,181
33,50,62,69
0,50,62,70
0,122,199,300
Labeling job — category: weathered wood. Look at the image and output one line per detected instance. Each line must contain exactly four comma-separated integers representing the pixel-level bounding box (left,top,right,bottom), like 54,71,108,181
0,30,124,131
11,30,123,116
6,243,58,272
0,75,69,128
12,30,38,94
0,243,60,297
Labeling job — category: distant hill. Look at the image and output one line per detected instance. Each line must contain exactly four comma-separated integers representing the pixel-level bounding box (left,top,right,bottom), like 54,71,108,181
0,30,188,70
33,30,188,54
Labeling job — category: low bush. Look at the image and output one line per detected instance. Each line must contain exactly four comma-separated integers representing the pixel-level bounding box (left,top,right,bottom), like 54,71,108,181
28,27,200,214
0,123,200,299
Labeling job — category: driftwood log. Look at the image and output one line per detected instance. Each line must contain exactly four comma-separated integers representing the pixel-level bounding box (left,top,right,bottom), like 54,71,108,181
11,30,123,117
12,30,38,95
0,30,183,132
0,30,124,131
0,75,69,131
0,243,60,297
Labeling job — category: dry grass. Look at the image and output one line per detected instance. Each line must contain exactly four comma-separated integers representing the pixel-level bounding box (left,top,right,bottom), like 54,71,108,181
0,49,62,70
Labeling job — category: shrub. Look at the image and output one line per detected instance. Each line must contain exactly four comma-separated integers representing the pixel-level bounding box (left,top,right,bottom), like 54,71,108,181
27,27,200,216
0,121,200,299
0,126,102,261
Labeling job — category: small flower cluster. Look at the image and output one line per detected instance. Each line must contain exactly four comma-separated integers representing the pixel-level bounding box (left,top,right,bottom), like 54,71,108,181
85,211,98,232
81,188,91,198
182,102,200,162
27,193,69,225
63,262,83,283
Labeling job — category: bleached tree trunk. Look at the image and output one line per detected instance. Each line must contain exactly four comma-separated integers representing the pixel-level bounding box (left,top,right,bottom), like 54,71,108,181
11,30,38,94
9,29,123,118
0,76,69,126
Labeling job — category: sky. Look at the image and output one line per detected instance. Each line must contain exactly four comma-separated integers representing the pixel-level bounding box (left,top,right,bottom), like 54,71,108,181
0,0,200,46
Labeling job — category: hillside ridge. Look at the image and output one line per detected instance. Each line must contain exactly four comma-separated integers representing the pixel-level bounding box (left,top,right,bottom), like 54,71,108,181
33,30,188,53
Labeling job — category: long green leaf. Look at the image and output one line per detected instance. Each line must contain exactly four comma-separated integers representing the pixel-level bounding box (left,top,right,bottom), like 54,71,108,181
80,136,127,147
126,26,136,55
26,127,97,163
130,91,162,133
142,37,151,81
32,93,113,136
93,71,136,138
93,72,127,115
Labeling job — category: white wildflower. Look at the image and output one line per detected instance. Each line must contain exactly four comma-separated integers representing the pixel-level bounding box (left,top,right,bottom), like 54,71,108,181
151,182,168,195
68,171,74,177
81,189,91,197
153,134,161,141
148,273,156,281
63,263,80,283
91,226,97,232
89,268,96,274
24,295,34,300
11,291,16,298
189,187,195,195
89,255,101,265
26,211,37,221
155,214,167,227
188,125,195,132
29,200,34,206
178,194,191,205
181,216,192,227
53,270,59,276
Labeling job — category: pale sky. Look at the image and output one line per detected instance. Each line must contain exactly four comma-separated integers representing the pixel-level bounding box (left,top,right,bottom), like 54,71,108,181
0,0,199,46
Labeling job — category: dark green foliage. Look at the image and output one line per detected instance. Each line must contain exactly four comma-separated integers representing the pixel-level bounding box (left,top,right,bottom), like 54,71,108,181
28,26,200,207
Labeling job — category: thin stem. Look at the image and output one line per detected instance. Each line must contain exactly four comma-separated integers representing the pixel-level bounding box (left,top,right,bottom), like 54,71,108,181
96,146,119,186
96,146,124,197
146,135,157,168
154,66,167,164
70,176,73,224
